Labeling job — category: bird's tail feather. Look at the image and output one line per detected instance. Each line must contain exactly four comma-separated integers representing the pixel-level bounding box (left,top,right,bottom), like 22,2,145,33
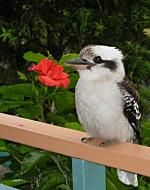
117,169,138,187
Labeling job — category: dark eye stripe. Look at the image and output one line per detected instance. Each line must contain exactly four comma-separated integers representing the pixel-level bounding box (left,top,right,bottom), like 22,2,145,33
103,60,118,71
93,56,117,71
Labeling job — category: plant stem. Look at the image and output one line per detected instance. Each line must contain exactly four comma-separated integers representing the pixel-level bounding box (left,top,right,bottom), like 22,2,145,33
39,102,45,122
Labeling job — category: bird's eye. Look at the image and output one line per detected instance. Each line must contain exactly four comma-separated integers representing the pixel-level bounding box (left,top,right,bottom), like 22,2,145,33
93,56,103,63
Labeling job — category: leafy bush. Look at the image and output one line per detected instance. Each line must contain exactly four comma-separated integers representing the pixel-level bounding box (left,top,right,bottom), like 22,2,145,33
0,0,150,189
0,52,81,190
0,51,150,190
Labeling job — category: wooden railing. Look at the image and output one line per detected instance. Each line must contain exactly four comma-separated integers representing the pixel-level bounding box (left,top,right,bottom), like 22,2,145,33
0,113,150,190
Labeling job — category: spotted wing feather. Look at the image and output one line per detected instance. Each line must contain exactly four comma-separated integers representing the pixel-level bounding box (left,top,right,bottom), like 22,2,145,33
118,81,141,143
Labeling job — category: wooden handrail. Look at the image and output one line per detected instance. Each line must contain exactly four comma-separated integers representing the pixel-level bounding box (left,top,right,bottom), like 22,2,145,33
0,113,150,177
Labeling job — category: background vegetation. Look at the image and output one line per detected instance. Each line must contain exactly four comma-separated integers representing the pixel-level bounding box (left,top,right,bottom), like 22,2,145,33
0,0,150,189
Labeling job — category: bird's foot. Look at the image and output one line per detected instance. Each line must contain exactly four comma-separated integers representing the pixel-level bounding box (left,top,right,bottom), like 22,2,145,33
81,137,94,143
98,140,117,147
81,137,103,146
99,141,107,147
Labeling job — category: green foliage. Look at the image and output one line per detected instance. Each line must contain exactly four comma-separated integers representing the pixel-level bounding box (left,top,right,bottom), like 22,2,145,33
0,141,71,190
107,168,150,190
64,122,83,131
23,52,46,63
1,1,149,55
0,0,150,189
141,120,150,146
0,53,77,189
21,150,49,175
53,91,75,113
0,50,149,190
0,49,150,189
59,53,79,88
37,170,65,190
2,179,29,187
59,53,78,72
0,83,41,120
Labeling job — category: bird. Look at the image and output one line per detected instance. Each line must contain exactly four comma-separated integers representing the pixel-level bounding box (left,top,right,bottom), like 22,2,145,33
66,45,141,187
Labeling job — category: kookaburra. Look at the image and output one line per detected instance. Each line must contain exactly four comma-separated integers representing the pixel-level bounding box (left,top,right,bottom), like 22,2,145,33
66,45,141,187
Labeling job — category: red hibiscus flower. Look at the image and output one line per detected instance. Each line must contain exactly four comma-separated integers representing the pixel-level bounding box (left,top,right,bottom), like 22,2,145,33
28,58,70,88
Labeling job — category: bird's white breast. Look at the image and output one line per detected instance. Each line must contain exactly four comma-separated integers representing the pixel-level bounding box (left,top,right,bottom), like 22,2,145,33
75,79,134,142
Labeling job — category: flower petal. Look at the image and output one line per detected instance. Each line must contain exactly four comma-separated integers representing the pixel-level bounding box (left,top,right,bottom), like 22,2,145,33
39,76,58,87
57,78,70,88
28,58,57,75
38,58,55,75
39,75,70,88
29,58,70,88
47,64,64,77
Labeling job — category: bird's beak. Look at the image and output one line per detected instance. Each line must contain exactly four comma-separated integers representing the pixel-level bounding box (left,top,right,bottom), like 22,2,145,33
65,58,92,70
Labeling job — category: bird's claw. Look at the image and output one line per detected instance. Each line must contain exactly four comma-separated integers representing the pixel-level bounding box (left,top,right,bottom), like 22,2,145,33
99,142,106,147
81,137,93,143
81,137,104,146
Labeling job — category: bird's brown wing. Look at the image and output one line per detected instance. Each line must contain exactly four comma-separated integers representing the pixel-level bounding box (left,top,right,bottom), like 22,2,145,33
118,81,141,143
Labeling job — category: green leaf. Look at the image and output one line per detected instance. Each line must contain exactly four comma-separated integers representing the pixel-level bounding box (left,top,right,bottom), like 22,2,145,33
53,91,75,113
107,177,118,190
106,168,132,190
0,83,36,112
141,120,150,146
17,71,27,81
0,100,33,112
6,143,23,161
142,137,150,146
69,72,79,88
0,140,7,152
37,170,64,190
47,53,56,61
59,54,79,88
59,53,79,72
56,184,68,190
0,83,33,100
21,150,49,175
65,122,83,131
16,105,41,119
19,145,34,154
23,51,46,62
2,179,29,187
47,112,67,126
139,176,150,190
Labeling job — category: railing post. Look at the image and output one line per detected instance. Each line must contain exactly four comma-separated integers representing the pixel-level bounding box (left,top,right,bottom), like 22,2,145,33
72,158,106,190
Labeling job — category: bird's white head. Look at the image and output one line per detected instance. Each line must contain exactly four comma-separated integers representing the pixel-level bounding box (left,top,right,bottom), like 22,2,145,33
66,45,125,82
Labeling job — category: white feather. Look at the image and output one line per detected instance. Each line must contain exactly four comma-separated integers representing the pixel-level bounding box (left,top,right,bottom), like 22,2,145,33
76,78,134,142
